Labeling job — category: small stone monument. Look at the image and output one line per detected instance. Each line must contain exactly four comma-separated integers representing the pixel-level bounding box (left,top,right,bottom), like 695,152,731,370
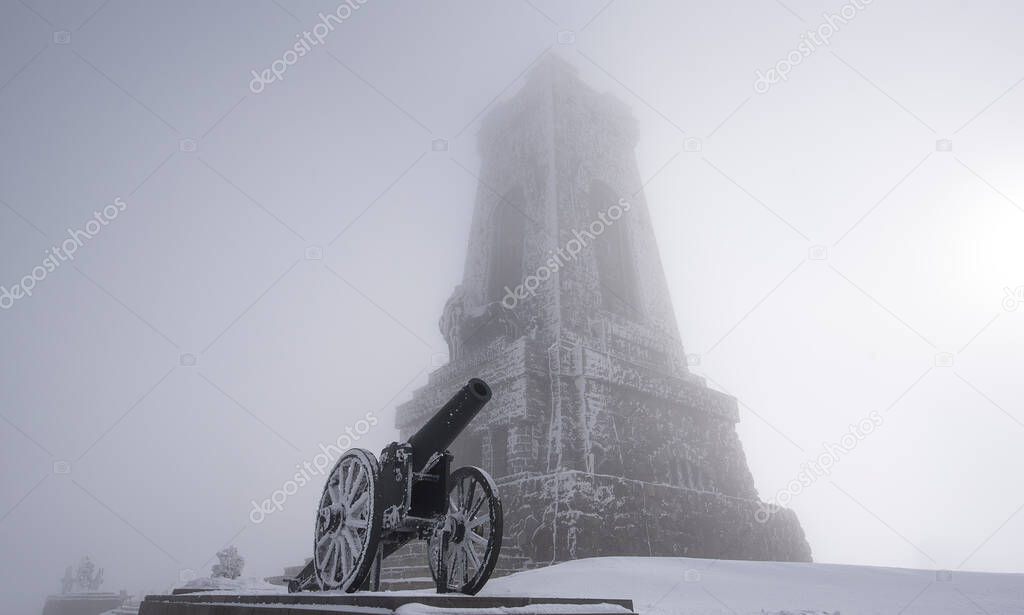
43,557,121,615
75,556,105,591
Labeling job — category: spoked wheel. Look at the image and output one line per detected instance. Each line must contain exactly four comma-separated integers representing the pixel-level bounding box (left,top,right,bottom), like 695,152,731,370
428,466,503,594
313,448,383,592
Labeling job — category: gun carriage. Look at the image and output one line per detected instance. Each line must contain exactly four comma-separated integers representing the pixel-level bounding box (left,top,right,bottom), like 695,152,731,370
289,378,502,594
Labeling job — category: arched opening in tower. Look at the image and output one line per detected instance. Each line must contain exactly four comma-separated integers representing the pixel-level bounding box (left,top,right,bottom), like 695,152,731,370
587,181,638,317
488,187,527,304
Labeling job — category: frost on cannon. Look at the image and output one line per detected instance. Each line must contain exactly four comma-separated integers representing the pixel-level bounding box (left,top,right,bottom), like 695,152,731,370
389,56,811,587
289,379,504,594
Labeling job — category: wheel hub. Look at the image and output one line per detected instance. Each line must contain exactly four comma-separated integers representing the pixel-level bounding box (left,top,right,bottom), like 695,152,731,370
450,514,467,544
321,503,347,533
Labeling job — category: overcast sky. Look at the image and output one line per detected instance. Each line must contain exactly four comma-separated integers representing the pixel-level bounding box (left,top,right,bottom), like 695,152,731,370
1,1,1023,613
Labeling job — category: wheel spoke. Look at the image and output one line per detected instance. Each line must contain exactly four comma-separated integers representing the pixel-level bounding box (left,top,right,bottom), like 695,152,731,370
350,490,369,514
338,535,351,580
327,477,341,505
463,478,477,512
316,534,334,569
469,530,488,545
327,538,341,582
465,542,481,572
447,542,459,569
461,545,472,583
344,527,361,563
449,547,460,586
468,514,490,530
341,463,353,503
468,489,486,520
353,464,365,502
350,464,366,503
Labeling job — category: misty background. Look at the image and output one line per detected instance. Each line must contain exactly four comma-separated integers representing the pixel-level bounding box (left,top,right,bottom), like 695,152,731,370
1,0,1022,613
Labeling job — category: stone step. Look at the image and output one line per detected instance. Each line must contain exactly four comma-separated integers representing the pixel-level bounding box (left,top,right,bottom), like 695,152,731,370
379,577,437,591
382,552,528,573
266,542,536,589
381,553,530,571
381,558,531,580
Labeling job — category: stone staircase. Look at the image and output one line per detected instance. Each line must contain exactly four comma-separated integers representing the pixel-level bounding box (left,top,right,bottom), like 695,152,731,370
267,536,535,592
263,560,309,588
378,535,533,590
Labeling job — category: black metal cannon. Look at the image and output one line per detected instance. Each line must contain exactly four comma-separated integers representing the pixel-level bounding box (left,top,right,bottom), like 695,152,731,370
289,378,502,595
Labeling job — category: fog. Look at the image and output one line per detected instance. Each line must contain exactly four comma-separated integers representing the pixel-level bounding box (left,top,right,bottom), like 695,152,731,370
1,1,1022,613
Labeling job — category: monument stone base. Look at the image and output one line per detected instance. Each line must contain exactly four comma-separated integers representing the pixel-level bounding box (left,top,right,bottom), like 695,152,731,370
42,593,124,615
139,593,635,615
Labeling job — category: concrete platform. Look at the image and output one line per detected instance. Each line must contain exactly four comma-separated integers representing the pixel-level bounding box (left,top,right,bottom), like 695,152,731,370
44,593,125,615
139,593,635,615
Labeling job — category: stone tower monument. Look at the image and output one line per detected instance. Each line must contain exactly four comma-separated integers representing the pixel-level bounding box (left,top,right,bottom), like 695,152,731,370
390,56,810,580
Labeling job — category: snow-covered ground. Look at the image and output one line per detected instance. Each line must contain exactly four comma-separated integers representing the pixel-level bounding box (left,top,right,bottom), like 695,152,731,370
394,605,629,615
165,558,1023,614
481,557,1024,615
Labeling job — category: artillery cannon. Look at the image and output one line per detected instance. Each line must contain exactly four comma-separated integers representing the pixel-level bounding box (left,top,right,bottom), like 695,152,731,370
289,378,502,594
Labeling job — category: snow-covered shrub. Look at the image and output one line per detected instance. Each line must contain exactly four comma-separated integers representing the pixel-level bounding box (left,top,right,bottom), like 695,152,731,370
211,546,244,579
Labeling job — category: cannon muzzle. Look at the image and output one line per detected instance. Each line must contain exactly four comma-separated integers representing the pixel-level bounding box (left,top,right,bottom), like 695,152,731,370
407,378,491,471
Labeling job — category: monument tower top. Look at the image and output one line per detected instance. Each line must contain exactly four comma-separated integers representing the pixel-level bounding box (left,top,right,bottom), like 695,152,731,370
444,53,688,380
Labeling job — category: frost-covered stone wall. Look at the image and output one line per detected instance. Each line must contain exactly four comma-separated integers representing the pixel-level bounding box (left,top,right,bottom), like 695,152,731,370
500,470,810,563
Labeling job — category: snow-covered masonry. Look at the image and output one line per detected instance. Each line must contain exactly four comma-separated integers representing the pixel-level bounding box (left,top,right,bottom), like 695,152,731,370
391,56,811,583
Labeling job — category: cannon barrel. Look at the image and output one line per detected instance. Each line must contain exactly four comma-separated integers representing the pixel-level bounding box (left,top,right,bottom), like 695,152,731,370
407,378,491,471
